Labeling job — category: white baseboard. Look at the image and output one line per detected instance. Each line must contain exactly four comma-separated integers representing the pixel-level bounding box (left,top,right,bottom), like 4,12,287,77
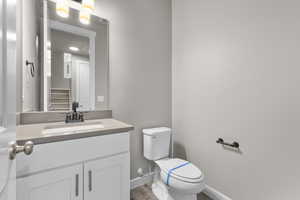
203,185,232,200
131,175,232,200
130,172,155,190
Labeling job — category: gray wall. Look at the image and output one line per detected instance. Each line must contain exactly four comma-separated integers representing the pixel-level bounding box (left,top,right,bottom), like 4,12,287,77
16,0,22,113
173,0,300,199
95,0,172,178
18,0,40,112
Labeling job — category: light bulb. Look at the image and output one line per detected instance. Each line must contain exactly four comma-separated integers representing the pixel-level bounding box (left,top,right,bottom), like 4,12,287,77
82,0,95,13
79,8,91,25
56,0,70,18
69,46,79,52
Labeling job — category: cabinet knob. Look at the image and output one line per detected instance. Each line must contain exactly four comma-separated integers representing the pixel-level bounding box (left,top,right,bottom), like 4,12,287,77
9,141,34,160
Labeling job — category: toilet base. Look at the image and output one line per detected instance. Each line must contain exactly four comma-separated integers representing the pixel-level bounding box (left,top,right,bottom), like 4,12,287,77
152,180,197,200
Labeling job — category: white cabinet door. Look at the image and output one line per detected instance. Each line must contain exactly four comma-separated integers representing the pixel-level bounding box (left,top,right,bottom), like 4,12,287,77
17,164,83,200
84,153,130,200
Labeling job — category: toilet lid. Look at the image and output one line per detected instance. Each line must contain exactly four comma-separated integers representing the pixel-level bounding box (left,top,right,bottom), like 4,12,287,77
155,158,203,180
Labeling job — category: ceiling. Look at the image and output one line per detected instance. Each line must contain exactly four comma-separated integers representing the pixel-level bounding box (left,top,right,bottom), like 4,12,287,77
51,29,90,57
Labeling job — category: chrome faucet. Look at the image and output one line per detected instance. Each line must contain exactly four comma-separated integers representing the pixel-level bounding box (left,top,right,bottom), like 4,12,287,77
65,102,85,123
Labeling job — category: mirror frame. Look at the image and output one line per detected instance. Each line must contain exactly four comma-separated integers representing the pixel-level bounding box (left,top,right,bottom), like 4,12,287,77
19,0,110,113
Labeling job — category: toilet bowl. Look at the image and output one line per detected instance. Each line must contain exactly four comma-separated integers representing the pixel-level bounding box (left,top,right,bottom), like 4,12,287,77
143,128,205,200
152,158,205,200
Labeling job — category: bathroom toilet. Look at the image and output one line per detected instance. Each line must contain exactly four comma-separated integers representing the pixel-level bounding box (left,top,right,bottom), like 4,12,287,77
143,127,205,200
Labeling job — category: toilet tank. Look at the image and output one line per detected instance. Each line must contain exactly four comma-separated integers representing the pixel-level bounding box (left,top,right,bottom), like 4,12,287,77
143,127,171,161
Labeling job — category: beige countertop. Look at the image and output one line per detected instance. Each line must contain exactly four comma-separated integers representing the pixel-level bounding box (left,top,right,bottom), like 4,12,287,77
17,118,134,145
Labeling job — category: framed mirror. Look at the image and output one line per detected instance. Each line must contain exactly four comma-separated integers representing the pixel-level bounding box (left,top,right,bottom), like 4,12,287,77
18,0,109,113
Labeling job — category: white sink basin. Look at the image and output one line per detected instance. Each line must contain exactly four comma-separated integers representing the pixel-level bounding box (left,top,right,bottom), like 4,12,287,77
43,122,105,136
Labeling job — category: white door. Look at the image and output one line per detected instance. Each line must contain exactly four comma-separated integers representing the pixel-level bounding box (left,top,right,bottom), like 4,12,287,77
76,61,90,111
0,0,17,200
17,164,83,200
84,153,130,200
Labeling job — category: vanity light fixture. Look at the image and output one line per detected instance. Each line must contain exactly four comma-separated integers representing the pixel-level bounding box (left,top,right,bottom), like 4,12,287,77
56,0,70,18
79,0,94,25
69,46,79,52
55,0,95,24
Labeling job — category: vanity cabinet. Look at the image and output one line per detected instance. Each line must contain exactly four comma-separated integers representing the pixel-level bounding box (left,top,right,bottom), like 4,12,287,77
17,132,130,200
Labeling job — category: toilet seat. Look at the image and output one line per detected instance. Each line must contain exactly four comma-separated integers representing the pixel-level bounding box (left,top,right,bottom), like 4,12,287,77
155,158,205,194
155,158,204,183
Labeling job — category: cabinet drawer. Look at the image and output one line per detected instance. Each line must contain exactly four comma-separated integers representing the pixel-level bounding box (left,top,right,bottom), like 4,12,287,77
17,132,129,177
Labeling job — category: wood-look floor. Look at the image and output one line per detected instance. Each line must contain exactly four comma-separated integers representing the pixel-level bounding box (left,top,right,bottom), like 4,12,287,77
131,185,212,200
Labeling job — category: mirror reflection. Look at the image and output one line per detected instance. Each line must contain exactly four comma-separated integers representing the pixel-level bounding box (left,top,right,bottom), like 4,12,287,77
48,22,93,111
19,0,109,113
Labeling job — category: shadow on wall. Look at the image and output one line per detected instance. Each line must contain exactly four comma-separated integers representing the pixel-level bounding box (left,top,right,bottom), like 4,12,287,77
174,141,243,161
173,142,187,160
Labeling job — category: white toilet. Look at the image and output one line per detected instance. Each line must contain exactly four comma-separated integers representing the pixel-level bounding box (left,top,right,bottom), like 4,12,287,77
143,127,205,200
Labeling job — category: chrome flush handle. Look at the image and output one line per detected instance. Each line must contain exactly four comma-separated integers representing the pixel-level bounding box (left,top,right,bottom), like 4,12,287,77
9,141,34,160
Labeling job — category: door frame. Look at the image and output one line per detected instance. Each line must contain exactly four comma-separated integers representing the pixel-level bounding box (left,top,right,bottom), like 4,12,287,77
0,0,17,199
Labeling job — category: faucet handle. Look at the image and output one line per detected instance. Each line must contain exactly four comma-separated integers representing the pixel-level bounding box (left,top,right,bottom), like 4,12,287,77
72,102,79,112
79,112,84,122
65,112,72,123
